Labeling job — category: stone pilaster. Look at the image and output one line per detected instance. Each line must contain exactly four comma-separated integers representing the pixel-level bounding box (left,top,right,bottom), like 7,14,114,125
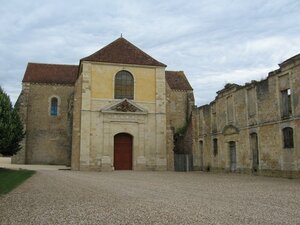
79,62,92,170
155,67,167,170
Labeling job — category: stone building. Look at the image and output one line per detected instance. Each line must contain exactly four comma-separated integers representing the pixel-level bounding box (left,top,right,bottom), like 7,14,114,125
193,54,300,178
12,37,300,177
12,37,194,171
12,63,77,165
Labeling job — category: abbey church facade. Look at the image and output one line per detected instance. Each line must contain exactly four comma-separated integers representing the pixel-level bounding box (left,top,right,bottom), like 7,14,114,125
12,38,300,178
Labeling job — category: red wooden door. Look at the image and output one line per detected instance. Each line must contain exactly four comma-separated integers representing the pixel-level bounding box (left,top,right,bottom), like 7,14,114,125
114,133,133,170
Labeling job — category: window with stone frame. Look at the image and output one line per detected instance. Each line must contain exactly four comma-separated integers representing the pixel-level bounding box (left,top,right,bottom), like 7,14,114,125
281,89,292,118
50,97,58,116
213,138,218,156
282,127,294,148
115,70,134,99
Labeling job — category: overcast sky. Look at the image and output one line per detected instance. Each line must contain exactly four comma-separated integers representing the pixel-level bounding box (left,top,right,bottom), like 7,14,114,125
1,0,300,106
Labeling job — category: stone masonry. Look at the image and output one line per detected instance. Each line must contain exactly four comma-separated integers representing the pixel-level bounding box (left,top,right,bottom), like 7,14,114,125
11,37,300,178
194,54,300,178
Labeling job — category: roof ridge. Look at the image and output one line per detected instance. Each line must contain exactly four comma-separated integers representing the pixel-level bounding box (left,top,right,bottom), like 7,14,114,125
23,63,78,85
28,62,78,67
165,70,193,91
165,70,184,73
119,38,165,66
81,37,166,67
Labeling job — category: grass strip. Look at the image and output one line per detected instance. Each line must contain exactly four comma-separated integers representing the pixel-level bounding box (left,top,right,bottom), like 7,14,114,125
0,168,35,195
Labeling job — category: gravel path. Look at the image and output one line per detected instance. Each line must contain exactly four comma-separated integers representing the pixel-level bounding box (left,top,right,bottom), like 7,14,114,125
0,171,299,225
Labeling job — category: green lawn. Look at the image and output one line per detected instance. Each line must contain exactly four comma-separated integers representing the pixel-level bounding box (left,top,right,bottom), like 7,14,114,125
0,168,35,195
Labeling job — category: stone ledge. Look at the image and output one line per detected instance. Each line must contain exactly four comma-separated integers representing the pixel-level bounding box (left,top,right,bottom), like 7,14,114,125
202,167,300,179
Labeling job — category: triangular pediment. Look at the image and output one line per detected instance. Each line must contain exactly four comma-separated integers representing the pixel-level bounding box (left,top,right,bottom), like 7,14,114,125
101,99,147,114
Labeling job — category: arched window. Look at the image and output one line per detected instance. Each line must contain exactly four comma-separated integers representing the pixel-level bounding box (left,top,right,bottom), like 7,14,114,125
50,97,58,116
282,127,294,148
115,70,134,100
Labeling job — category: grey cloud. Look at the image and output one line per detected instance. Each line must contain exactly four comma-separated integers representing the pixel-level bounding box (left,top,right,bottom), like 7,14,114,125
1,0,300,106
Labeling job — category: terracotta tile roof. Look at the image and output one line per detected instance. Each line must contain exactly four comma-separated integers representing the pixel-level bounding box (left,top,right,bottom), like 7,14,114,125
81,37,166,67
165,71,193,91
22,63,78,85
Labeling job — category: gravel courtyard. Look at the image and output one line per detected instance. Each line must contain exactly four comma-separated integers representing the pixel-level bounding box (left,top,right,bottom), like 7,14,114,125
0,170,299,225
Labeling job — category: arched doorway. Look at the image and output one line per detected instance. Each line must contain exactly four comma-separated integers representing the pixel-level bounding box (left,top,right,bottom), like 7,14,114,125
114,133,133,170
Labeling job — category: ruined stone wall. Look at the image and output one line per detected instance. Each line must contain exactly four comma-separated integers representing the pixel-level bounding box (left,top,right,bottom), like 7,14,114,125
166,84,195,170
195,56,300,178
195,104,212,171
23,83,74,165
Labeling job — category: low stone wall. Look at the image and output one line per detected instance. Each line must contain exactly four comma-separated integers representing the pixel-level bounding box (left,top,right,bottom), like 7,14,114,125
0,157,11,164
258,170,300,179
207,167,300,179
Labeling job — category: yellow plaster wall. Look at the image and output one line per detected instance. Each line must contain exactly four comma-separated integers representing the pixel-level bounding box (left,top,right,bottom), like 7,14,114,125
90,63,156,102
